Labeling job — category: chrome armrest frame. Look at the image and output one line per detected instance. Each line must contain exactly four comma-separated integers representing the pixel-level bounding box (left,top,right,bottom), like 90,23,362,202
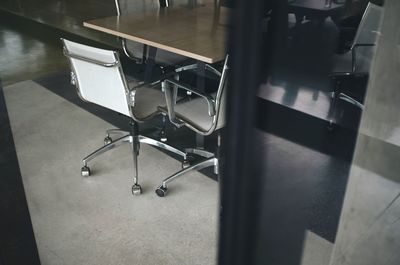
338,93,364,110
162,55,229,136
164,78,216,116
205,64,222,76
121,38,144,64
162,81,180,127
329,71,368,111
175,63,222,77
175,63,198,73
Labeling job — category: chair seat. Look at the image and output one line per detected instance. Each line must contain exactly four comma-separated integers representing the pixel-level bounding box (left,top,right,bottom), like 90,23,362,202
129,82,166,120
162,92,224,132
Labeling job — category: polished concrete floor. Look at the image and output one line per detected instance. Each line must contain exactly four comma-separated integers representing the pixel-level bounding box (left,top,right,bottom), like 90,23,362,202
0,80,41,264
0,1,358,264
0,8,69,265
0,22,67,85
4,80,219,265
2,77,337,265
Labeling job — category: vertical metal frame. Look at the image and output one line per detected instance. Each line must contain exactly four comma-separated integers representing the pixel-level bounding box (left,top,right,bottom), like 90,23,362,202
217,0,267,264
115,0,146,64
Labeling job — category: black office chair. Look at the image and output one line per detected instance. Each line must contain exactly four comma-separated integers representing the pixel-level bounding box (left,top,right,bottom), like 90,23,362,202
329,2,383,125
335,0,384,53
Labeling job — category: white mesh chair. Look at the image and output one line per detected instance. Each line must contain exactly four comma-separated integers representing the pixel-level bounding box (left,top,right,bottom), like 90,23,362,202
62,38,187,195
155,55,229,197
330,2,383,120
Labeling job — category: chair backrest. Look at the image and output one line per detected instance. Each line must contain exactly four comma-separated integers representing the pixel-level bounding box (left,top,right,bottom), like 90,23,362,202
352,2,383,73
115,0,188,66
352,2,383,49
62,39,132,117
213,55,229,131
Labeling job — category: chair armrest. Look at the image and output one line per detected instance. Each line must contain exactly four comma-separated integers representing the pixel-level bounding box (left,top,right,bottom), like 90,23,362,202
205,64,222,76
338,93,364,110
121,38,144,64
164,79,216,117
175,63,198,73
175,63,222,76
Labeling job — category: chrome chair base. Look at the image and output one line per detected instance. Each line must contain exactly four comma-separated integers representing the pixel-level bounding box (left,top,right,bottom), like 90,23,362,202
80,125,186,196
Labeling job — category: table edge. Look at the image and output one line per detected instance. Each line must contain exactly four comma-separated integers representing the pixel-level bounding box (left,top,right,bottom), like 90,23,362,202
83,21,221,64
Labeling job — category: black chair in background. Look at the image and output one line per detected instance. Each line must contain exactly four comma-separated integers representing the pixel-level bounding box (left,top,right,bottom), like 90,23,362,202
335,0,383,53
329,2,383,126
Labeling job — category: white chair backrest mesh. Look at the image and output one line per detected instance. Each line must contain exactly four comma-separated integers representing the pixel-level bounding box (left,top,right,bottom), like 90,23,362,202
62,39,131,117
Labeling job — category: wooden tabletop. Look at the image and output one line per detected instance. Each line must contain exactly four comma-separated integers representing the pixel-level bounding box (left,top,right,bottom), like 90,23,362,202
83,6,228,64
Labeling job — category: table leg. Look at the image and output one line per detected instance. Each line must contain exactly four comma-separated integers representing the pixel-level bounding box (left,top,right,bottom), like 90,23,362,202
196,132,205,149
196,61,207,149
295,13,305,26
144,46,158,83
196,61,206,92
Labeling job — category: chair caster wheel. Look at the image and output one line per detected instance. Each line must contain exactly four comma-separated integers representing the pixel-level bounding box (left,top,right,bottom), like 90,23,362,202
81,166,91,177
132,184,142,195
159,130,167,143
155,186,167,197
182,160,190,169
327,121,336,132
182,154,195,169
104,136,112,145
